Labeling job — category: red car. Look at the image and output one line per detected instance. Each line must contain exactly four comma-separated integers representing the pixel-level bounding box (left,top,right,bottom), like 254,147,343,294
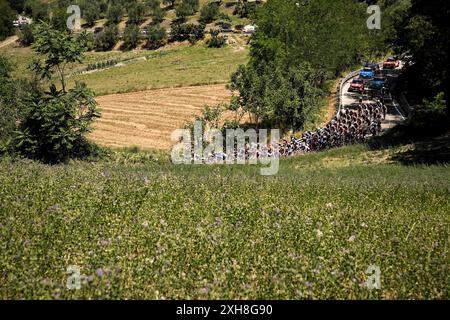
383,57,400,69
348,78,364,92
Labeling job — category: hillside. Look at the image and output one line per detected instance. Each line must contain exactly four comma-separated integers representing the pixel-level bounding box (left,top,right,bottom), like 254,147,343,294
1,141,448,299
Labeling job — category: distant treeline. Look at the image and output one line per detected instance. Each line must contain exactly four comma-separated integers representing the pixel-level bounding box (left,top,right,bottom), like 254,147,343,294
229,0,394,131
229,0,449,132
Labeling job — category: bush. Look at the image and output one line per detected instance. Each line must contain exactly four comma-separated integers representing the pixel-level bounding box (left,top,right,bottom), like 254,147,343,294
145,25,166,50
0,0,15,41
6,22,101,163
11,82,100,164
18,24,35,46
207,29,226,48
170,22,205,42
95,24,119,51
106,4,123,25
83,2,101,27
408,92,449,135
151,6,166,24
199,3,219,24
175,0,199,22
123,24,140,50
127,3,145,25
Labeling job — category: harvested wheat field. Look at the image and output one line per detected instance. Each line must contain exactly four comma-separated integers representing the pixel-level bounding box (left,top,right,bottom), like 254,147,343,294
91,84,231,150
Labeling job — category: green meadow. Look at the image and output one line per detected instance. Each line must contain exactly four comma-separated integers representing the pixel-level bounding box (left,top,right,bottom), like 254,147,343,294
1,144,448,299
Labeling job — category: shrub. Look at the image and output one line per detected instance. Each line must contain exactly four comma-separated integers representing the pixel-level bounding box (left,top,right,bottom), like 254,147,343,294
11,82,100,164
106,4,123,25
151,6,166,24
207,29,226,48
127,3,145,25
145,25,166,50
123,24,140,50
199,3,219,24
170,22,205,42
95,24,119,51
18,24,35,46
408,92,449,135
0,0,16,41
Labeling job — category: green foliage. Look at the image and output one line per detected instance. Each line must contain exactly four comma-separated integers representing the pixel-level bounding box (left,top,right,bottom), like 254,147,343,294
30,22,89,93
18,23,34,46
146,0,161,11
207,29,226,48
4,22,101,163
151,6,166,24
95,24,119,51
0,56,35,148
106,4,123,25
6,0,26,12
0,146,449,298
393,0,450,113
11,82,100,163
233,0,257,18
230,62,323,130
230,0,390,131
145,25,166,49
49,5,70,31
199,2,220,23
24,0,49,22
0,0,16,41
123,24,140,50
127,2,145,25
408,92,449,134
175,0,199,22
83,1,101,27
170,22,205,42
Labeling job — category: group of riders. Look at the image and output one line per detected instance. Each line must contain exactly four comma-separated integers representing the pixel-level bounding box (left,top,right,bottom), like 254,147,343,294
279,101,387,156
191,100,387,163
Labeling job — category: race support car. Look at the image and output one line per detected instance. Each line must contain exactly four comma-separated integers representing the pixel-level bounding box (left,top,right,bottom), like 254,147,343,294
383,57,400,69
348,78,365,92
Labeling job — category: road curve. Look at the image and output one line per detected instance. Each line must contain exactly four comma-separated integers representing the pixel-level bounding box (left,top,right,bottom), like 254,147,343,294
339,62,405,131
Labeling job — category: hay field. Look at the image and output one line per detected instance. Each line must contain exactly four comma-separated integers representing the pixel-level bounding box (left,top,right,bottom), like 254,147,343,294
91,84,231,150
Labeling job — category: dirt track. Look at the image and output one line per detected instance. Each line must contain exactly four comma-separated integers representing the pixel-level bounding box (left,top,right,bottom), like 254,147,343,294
0,36,18,49
91,84,231,150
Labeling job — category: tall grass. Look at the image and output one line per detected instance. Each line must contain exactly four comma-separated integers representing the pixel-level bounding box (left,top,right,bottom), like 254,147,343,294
0,145,448,299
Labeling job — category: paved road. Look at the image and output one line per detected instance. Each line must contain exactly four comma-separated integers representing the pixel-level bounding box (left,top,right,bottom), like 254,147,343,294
340,62,406,131
0,36,18,49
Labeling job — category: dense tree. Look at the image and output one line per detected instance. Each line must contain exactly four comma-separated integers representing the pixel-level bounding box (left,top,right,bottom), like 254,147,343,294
0,0,16,41
128,2,145,25
123,24,140,50
106,4,123,25
24,0,49,22
230,0,386,130
146,0,161,12
83,2,101,27
145,24,166,49
6,0,26,13
5,23,100,163
95,24,119,51
151,6,166,24
207,29,226,48
0,55,36,149
30,22,90,93
199,2,219,24
170,22,204,42
18,23,34,46
393,0,449,113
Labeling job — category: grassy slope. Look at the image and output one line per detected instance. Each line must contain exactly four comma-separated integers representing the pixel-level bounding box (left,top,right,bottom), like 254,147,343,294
0,144,448,299
68,44,249,95
1,43,249,95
